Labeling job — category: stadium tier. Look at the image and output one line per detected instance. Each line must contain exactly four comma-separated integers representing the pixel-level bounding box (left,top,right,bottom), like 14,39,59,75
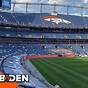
0,28,88,38
0,12,88,28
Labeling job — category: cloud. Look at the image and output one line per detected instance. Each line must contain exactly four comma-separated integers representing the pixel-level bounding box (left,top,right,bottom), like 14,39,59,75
14,0,30,3
48,0,63,4
13,0,63,3
17,0,26,2
83,0,88,3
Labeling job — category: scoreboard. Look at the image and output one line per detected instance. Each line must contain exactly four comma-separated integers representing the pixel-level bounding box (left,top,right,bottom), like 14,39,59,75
0,0,2,7
0,0,11,9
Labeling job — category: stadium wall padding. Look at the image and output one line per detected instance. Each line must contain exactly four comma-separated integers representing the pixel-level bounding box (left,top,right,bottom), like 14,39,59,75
25,54,77,60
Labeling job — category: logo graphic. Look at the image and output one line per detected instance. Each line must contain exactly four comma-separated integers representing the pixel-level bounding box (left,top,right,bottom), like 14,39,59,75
43,16,71,24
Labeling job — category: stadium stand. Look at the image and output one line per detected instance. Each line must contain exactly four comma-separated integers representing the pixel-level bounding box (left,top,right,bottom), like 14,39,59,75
0,3,88,88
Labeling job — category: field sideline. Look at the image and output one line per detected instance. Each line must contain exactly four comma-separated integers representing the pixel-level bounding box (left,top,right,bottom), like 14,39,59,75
30,57,88,88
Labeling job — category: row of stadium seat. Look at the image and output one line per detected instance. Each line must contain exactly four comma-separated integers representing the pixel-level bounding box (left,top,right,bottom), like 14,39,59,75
0,28,88,39
0,12,88,28
0,43,56,88
0,44,88,58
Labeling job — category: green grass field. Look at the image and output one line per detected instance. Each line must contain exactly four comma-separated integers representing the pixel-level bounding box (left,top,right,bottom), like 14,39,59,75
30,57,88,88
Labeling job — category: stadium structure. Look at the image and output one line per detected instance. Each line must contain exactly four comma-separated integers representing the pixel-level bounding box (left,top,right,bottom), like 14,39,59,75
0,2,88,88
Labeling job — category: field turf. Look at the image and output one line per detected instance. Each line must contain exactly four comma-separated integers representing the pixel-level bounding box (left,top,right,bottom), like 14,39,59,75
30,57,88,88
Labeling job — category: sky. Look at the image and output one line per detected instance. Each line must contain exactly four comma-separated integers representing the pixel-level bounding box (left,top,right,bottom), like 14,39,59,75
12,0,88,15
13,0,88,4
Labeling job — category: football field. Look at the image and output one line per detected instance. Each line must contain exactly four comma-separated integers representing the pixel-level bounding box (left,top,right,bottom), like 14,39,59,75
30,57,88,88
